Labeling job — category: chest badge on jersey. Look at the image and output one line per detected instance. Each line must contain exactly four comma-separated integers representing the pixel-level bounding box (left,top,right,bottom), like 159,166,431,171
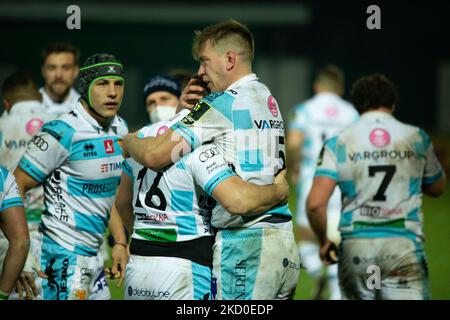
267,95,279,117
104,139,115,154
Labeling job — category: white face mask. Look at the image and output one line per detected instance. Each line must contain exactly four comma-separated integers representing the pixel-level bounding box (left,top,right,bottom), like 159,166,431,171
149,105,177,123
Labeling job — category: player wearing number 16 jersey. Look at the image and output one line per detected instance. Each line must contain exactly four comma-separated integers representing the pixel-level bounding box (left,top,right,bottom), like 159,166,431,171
307,74,446,299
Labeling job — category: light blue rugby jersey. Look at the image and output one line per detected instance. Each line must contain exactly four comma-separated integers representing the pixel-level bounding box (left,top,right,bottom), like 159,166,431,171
19,102,128,256
0,166,24,211
123,110,234,242
316,111,445,242
170,73,291,228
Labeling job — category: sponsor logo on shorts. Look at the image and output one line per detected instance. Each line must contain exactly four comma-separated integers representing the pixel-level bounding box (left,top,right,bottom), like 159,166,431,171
234,260,246,300
74,289,87,300
127,286,170,298
282,258,300,270
369,128,391,148
353,254,398,265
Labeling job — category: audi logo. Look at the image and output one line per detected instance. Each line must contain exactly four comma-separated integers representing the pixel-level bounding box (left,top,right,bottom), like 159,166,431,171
199,147,219,162
31,136,48,151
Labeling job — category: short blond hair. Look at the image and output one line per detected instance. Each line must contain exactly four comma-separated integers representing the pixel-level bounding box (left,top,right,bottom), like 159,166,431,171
192,19,254,63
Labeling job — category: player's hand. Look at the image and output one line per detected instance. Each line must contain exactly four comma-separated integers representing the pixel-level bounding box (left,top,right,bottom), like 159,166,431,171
122,132,138,158
274,169,289,204
106,243,129,287
179,77,209,110
319,239,338,265
15,270,45,300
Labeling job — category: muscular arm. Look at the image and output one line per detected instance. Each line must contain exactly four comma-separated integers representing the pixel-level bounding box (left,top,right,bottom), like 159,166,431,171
422,175,446,197
0,206,30,296
13,167,40,199
286,130,304,184
114,172,134,236
212,170,289,216
306,176,337,245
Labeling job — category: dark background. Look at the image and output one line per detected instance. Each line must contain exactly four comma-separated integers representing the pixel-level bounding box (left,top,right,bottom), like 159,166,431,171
1,0,449,132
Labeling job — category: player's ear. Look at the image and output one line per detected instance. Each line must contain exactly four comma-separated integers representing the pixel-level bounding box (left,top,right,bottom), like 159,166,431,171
225,51,237,71
3,99,11,111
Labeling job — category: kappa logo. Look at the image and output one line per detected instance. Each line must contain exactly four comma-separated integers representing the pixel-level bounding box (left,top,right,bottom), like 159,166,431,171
104,139,115,154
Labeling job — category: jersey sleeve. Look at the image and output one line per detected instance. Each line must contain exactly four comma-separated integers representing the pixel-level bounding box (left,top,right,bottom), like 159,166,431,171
0,168,24,211
170,92,233,150
122,159,134,179
419,129,445,184
18,120,74,183
314,136,339,181
289,103,308,132
182,144,237,196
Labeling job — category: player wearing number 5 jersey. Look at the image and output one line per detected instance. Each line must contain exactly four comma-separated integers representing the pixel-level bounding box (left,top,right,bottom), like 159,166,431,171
307,74,446,299
116,109,289,300
122,20,300,299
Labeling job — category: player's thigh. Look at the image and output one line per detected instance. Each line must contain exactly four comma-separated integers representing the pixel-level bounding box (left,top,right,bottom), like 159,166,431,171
213,227,299,300
380,239,430,300
87,252,110,300
125,255,211,300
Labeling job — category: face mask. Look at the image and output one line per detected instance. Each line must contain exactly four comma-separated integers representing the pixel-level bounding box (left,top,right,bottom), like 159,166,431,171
149,105,177,123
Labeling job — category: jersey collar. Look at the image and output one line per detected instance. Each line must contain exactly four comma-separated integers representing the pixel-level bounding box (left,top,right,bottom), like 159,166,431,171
361,110,394,120
226,73,258,91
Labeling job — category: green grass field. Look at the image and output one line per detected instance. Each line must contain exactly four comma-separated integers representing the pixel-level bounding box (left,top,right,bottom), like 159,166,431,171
107,186,450,300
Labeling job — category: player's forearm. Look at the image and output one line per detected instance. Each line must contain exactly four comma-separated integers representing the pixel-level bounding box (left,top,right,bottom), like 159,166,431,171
0,238,29,294
115,201,134,237
108,206,128,245
233,183,288,216
122,134,154,167
306,204,328,245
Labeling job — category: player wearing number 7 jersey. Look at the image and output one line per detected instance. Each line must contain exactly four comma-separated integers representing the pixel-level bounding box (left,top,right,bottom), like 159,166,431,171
307,74,446,299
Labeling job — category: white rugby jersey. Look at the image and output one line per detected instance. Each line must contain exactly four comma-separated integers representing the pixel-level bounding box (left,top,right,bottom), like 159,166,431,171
0,166,23,212
124,110,232,243
290,92,359,179
18,102,128,255
0,100,53,223
39,87,80,116
316,111,444,242
170,73,291,228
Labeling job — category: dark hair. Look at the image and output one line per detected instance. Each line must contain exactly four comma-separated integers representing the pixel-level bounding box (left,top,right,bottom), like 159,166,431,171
314,64,345,93
42,42,80,65
2,71,40,103
192,19,254,63
349,74,398,113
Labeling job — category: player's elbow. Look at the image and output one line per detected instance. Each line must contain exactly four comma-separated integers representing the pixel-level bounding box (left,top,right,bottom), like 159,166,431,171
143,150,165,170
306,194,324,219
423,176,446,197
221,192,250,215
